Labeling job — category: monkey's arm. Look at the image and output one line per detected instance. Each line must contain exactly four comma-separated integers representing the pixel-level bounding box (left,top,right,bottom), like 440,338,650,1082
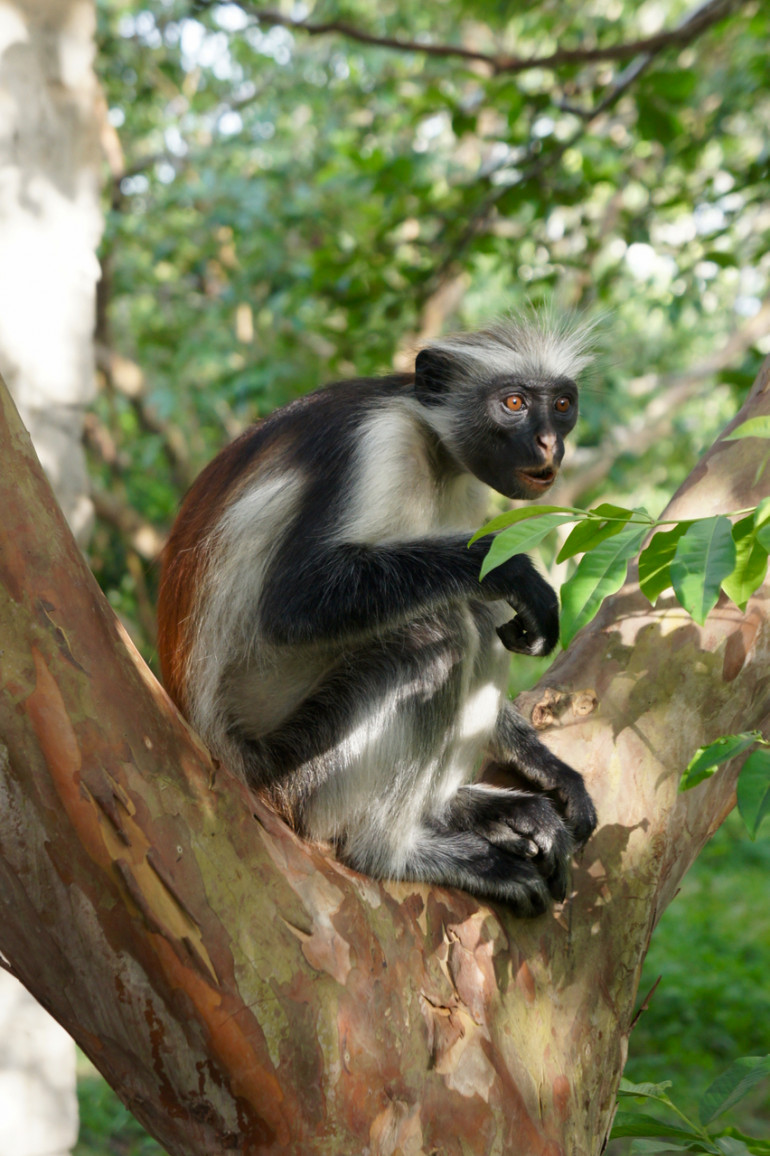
258,535,558,654
489,704,597,847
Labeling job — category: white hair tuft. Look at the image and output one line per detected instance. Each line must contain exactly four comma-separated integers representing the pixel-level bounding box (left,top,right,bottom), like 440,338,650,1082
424,310,596,383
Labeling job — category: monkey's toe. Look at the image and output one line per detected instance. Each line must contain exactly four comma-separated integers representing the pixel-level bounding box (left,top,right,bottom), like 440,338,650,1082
488,795,573,875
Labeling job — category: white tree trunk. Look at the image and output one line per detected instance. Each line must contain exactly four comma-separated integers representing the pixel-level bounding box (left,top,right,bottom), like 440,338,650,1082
0,0,102,545
0,3,102,1152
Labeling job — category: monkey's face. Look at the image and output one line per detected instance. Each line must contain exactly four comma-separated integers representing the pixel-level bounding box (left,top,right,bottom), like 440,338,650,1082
458,377,579,500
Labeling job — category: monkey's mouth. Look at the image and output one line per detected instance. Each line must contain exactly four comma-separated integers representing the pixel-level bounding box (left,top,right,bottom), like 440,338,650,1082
516,467,557,491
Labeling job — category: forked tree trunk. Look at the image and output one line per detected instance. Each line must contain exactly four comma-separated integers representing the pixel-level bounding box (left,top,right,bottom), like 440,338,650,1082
0,360,768,1156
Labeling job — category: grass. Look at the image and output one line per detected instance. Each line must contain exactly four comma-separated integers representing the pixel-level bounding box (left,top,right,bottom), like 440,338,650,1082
75,1054,163,1156
623,810,770,1133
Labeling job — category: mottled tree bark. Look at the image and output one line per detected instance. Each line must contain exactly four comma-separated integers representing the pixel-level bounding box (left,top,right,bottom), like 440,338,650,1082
0,360,768,1156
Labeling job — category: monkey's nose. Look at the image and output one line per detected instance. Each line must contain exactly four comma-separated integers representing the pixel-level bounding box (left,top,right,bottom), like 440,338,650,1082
535,431,558,461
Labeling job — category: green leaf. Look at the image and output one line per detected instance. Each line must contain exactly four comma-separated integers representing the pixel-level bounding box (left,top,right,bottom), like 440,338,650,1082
736,750,770,839
557,503,635,563
610,1112,701,1142
628,1142,696,1154
652,69,698,101
703,250,738,268
714,1128,770,1155
628,1142,695,1154
560,522,648,646
722,514,770,611
670,517,736,625
680,733,759,791
638,523,693,605
754,497,770,530
469,505,581,545
699,1056,770,1124
724,417,770,441
477,513,577,580
755,452,770,488
619,1079,674,1100
749,497,770,553
715,1138,756,1156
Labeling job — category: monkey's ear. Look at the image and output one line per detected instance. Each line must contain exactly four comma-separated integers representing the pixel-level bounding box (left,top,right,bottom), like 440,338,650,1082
414,349,454,405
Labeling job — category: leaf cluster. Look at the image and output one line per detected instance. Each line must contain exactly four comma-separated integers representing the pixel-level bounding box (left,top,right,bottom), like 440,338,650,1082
613,1058,770,1154
473,494,770,647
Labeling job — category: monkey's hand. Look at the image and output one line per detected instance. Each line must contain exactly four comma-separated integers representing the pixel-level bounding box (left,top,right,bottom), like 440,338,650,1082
490,707,598,851
496,616,552,656
475,549,559,656
548,761,598,849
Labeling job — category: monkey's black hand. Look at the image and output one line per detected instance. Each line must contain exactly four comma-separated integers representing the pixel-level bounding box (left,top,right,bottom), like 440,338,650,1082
496,616,549,655
474,547,559,656
551,763,597,849
483,793,573,902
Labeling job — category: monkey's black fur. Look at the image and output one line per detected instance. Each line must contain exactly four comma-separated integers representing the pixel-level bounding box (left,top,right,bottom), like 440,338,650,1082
158,318,598,914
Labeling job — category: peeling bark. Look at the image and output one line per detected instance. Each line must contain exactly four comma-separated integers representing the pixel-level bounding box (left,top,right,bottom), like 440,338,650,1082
0,360,769,1156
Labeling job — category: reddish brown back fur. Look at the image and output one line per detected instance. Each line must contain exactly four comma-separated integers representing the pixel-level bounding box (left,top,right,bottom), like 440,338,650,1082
157,425,269,710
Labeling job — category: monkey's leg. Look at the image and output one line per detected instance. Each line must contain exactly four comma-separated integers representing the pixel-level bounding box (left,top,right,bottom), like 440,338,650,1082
235,620,466,834
243,694,570,913
490,704,597,847
401,812,561,914
439,784,572,901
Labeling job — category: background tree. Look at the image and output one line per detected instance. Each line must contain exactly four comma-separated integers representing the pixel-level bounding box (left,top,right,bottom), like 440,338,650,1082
0,1,103,1152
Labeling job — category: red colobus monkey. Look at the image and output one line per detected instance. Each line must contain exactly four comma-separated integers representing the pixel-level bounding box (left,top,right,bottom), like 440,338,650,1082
158,316,597,914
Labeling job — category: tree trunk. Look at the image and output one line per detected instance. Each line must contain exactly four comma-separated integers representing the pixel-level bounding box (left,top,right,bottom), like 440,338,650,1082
0,0,102,546
0,359,768,1156
0,3,102,1152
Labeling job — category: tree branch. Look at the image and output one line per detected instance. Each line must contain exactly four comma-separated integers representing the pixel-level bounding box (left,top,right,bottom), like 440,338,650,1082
219,0,742,77
427,0,740,285
95,344,197,491
1,354,769,1154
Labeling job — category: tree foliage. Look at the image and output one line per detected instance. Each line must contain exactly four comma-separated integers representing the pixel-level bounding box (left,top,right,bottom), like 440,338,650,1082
91,0,770,653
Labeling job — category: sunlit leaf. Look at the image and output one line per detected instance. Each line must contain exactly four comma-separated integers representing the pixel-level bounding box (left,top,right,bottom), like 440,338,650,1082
670,517,736,624
618,1079,674,1100
721,514,769,611
638,523,693,605
753,497,770,552
557,502,635,563
560,522,648,646
469,505,581,545
478,513,577,579
736,750,770,839
680,733,759,791
724,417,770,441
754,497,770,528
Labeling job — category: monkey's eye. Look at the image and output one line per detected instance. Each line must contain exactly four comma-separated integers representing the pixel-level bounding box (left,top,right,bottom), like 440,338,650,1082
554,396,573,414
504,394,525,412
